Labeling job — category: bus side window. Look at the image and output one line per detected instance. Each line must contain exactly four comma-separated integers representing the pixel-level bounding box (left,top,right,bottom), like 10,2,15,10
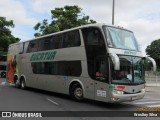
83,28,105,46
50,34,63,49
38,37,51,51
96,58,109,81
63,30,81,48
82,27,106,80
27,40,38,53
31,61,82,77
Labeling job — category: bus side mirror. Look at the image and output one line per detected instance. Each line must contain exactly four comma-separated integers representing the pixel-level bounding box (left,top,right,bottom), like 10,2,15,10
110,53,120,70
146,57,157,71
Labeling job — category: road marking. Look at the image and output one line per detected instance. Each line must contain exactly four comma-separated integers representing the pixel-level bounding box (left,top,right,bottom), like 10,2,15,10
133,101,160,104
147,105,160,108
46,98,59,106
0,82,6,85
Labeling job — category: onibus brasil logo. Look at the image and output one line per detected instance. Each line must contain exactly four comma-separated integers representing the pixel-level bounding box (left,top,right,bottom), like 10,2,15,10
30,51,57,61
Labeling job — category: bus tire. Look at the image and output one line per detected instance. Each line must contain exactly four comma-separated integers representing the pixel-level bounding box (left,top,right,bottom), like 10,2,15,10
14,77,20,88
70,83,83,101
20,78,26,90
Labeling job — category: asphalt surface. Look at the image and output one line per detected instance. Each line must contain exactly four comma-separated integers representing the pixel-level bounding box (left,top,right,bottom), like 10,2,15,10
145,76,160,86
0,78,160,120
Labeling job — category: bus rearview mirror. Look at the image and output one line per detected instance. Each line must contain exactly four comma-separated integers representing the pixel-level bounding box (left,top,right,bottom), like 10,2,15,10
146,57,157,71
110,53,120,70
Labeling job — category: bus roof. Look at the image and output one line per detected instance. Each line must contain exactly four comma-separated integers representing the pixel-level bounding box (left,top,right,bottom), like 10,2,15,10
9,23,132,46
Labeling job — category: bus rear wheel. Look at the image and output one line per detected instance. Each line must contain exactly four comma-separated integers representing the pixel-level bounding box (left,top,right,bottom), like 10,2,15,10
14,78,20,88
70,83,83,101
20,78,26,90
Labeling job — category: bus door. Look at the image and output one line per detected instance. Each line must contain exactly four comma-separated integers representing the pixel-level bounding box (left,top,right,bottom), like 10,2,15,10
94,56,110,101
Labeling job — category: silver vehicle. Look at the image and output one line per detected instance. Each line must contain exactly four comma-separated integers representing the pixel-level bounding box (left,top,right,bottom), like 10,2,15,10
7,23,156,102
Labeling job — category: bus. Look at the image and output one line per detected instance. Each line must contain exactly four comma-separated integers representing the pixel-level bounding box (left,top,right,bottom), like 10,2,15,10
7,23,156,103
0,55,7,78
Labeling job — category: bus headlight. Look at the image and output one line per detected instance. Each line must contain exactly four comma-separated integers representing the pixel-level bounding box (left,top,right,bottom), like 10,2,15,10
141,89,145,92
113,90,124,95
111,97,119,101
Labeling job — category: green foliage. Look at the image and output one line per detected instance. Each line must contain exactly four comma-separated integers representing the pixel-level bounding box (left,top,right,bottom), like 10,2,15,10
0,17,20,52
34,5,96,37
146,39,160,70
0,51,6,56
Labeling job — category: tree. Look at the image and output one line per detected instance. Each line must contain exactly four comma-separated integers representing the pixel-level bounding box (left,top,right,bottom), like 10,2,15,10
146,39,160,70
0,17,20,54
34,5,96,37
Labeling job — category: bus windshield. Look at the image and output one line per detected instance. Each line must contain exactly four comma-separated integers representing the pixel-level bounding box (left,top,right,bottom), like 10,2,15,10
104,27,140,51
112,55,145,85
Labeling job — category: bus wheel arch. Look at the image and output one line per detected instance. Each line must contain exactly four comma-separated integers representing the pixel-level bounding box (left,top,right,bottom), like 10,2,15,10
69,81,84,101
20,75,27,89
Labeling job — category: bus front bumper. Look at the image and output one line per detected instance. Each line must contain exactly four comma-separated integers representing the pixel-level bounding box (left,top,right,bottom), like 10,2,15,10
109,91,145,103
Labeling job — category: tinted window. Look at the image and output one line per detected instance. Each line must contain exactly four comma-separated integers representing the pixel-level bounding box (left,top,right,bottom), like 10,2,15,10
50,34,63,49
95,56,109,81
63,30,81,48
27,40,38,53
26,30,81,53
31,61,82,77
83,28,104,46
82,27,107,81
38,37,52,51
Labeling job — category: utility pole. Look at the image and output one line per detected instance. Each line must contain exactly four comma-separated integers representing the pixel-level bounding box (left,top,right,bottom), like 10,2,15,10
112,0,115,25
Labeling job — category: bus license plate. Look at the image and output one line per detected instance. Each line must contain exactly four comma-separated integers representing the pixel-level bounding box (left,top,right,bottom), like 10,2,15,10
131,96,136,101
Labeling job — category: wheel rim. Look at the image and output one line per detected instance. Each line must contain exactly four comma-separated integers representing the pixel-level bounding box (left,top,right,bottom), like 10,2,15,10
74,88,83,98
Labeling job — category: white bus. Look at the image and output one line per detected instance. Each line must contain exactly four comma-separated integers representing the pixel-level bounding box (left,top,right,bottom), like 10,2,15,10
7,23,156,102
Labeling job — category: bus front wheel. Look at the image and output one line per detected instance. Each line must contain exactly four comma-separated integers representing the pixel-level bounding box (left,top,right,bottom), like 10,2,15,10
70,83,83,101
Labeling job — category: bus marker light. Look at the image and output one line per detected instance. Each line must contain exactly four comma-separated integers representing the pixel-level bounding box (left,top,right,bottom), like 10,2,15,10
117,85,125,90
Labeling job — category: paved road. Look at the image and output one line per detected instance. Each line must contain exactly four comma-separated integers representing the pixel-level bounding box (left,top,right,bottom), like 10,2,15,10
145,76,160,86
0,78,160,120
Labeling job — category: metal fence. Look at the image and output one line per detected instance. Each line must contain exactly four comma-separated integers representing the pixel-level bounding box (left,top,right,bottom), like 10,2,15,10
145,71,160,86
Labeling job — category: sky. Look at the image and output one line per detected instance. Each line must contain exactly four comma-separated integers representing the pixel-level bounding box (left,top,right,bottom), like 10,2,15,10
0,0,160,56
